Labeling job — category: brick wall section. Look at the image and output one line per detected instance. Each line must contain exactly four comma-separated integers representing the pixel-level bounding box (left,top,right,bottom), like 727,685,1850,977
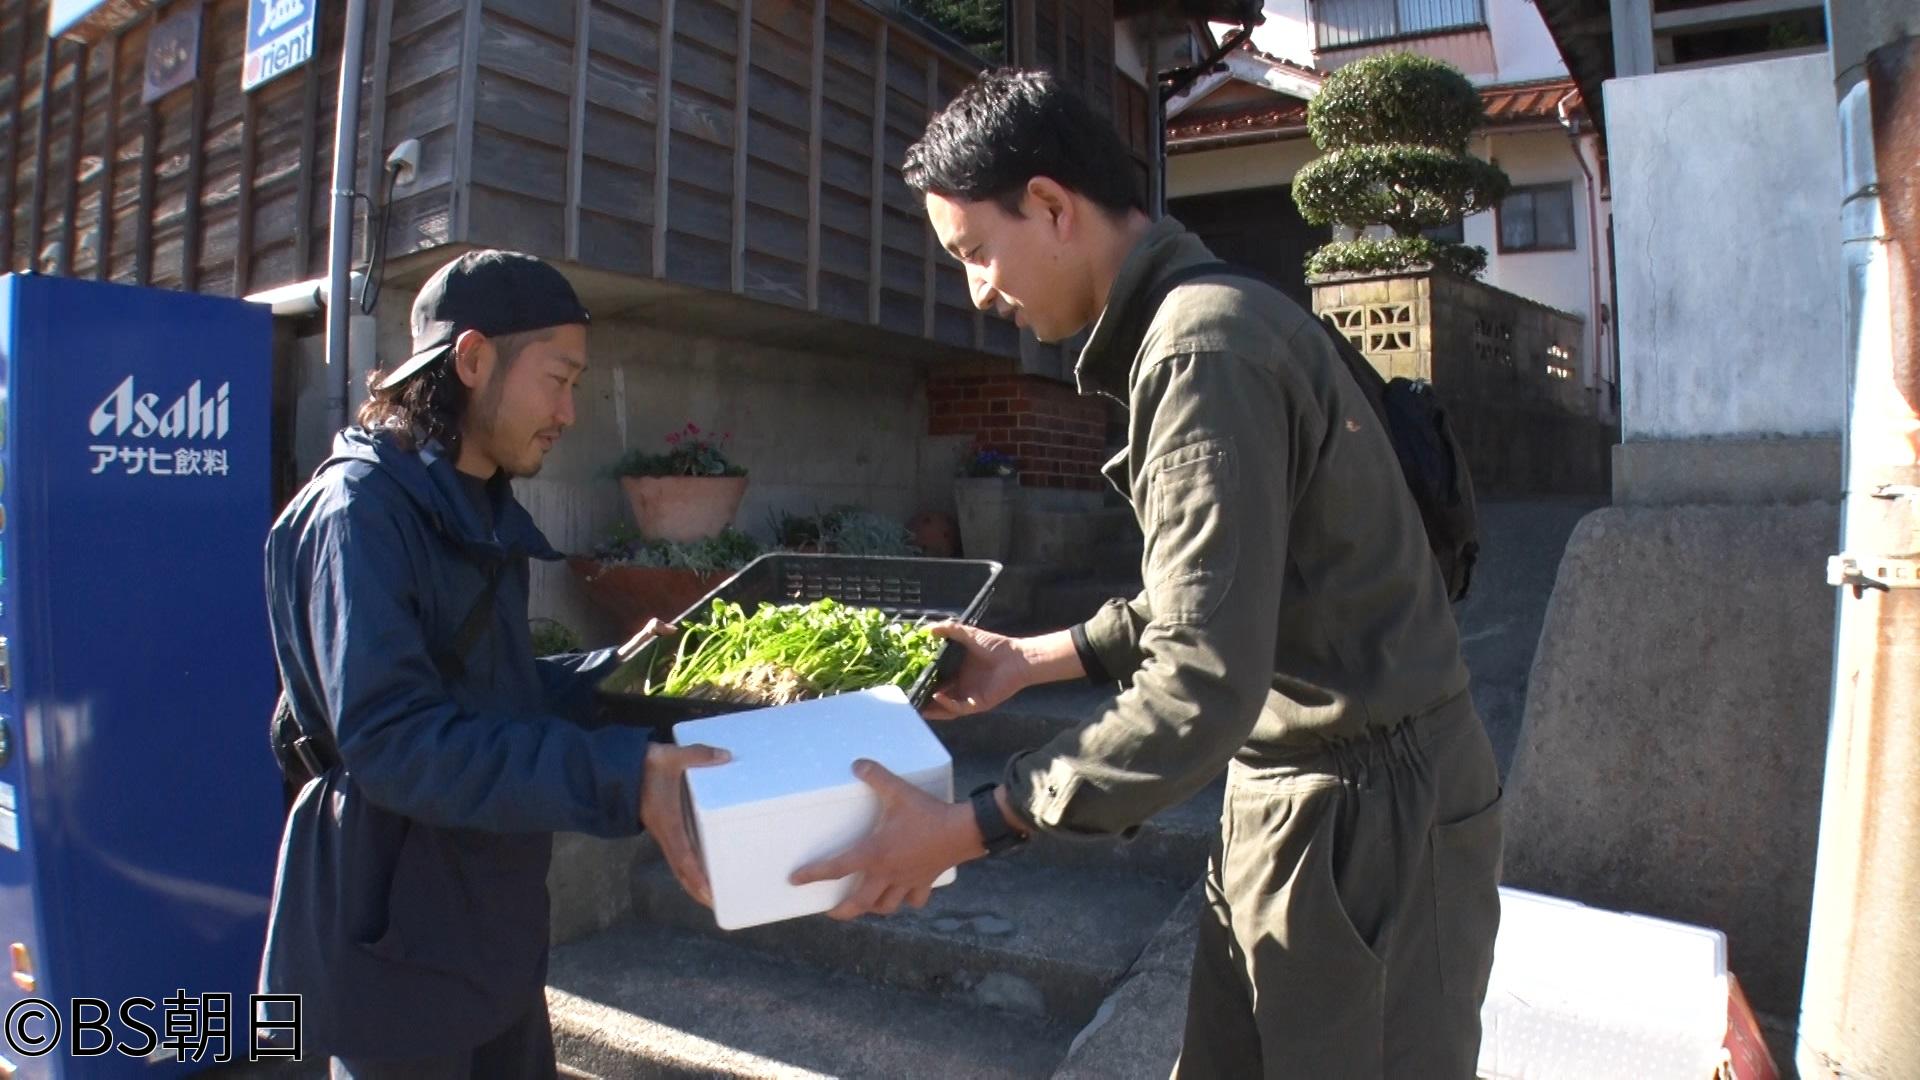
928,367,1107,491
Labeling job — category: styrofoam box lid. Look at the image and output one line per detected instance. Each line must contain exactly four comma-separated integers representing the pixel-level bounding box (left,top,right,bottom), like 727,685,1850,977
1490,887,1727,1008
1480,888,1732,1079
678,685,952,823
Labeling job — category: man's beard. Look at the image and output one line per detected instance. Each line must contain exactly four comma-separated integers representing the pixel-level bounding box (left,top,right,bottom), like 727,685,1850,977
466,368,544,478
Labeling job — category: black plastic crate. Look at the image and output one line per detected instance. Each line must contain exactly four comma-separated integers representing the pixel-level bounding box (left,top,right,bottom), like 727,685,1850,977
594,553,1002,734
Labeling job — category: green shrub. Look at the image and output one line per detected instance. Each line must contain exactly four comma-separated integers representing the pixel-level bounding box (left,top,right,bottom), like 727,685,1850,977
1304,236,1488,279
529,618,583,656
1305,52,1486,153
1293,54,1509,278
1294,146,1508,235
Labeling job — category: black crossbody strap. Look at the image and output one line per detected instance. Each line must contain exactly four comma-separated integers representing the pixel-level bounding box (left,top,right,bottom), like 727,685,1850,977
1128,261,1393,430
430,561,505,681
274,560,505,784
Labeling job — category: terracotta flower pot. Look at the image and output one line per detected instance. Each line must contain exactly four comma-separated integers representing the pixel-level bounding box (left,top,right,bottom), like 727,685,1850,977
567,557,726,632
907,510,959,558
619,474,749,543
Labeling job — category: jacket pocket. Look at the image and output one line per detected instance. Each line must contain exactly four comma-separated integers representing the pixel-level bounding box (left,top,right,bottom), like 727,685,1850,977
1430,793,1504,1003
1144,438,1238,627
358,824,549,984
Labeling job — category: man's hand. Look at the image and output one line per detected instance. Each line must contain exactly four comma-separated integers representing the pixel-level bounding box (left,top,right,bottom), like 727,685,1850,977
617,618,677,664
923,624,1087,721
640,741,731,907
789,760,983,920
923,623,1036,721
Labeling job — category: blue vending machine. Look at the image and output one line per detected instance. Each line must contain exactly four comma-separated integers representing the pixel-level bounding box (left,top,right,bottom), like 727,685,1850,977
0,275,285,1076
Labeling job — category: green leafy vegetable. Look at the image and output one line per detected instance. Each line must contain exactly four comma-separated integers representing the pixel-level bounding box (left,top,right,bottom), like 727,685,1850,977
649,598,943,706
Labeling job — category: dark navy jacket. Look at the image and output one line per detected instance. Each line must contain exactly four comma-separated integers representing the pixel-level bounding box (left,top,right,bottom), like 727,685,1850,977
259,428,654,1058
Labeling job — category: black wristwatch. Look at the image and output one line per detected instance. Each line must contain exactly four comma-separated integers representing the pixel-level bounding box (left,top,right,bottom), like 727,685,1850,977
969,782,1027,856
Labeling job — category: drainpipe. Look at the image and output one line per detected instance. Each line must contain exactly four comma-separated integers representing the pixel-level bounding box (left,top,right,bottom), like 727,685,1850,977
324,0,372,435
1558,91,1608,401
1798,35,1920,1080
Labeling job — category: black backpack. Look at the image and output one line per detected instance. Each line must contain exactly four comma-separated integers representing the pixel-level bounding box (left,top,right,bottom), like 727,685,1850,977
1130,263,1480,602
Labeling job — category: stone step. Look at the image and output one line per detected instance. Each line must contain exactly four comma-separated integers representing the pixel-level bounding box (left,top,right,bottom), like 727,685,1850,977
950,752,1218,885
549,921,1075,1079
628,842,1188,1025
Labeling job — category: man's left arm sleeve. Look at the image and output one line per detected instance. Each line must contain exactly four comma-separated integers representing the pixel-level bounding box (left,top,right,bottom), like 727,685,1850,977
1002,346,1325,836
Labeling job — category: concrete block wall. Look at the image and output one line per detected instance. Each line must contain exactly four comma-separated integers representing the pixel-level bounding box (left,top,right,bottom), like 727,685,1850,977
1314,270,1614,495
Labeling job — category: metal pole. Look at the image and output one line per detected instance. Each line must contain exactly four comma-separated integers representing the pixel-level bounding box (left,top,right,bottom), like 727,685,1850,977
324,0,373,435
1798,23,1920,1080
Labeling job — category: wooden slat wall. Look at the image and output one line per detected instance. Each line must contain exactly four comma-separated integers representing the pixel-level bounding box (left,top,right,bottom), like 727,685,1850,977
743,0,813,309
0,0,1135,363
0,0,460,293
577,0,661,276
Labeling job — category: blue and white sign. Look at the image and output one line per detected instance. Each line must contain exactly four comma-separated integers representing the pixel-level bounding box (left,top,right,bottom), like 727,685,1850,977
243,0,320,93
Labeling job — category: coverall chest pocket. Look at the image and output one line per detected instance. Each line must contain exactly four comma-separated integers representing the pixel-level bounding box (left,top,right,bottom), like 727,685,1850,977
1145,438,1238,627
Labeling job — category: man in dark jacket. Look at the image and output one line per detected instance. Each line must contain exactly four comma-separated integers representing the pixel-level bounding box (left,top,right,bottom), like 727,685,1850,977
793,71,1503,1078
261,250,723,1077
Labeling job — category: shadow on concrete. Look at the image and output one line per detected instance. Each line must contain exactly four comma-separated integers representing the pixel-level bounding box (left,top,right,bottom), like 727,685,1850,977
1454,498,1604,780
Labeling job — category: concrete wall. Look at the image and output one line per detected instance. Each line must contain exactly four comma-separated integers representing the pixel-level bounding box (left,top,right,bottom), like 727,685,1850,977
1607,54,1847,442
1314,269,1612,495
1506,503,1838,1019
351,312,937,648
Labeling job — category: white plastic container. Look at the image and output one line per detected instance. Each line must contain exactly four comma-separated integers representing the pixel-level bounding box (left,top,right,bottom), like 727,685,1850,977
1478,886,1732,1080
677,685,958,931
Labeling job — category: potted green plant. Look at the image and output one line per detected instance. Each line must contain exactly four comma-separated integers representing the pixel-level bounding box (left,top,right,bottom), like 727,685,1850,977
953,445,1017,561
613,423,750,543
567,523,762,631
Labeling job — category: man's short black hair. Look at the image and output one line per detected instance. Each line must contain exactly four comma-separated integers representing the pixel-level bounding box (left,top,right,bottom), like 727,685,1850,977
904,68,1146,218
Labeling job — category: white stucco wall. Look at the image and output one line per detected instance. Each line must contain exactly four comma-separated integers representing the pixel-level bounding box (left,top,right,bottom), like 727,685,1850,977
1166,140,1322,198
1468,129,1598,327
1608,54,1845,441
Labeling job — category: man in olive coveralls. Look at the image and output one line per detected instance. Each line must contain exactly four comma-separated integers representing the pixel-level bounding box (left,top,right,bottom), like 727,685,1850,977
792,69,1504,1077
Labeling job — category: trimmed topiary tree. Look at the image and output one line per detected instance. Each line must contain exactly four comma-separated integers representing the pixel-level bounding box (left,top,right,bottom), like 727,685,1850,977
1293,53,1510,279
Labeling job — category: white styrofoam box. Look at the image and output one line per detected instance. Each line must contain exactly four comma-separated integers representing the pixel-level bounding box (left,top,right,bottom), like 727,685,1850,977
676,685,958,931
1478,887,1731,1080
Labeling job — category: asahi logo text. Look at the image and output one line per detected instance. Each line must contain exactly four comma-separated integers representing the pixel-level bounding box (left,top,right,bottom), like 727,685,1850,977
89,377,231,441
256,0,307,34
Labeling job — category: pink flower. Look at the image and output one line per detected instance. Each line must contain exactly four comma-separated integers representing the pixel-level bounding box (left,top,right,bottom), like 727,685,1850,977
687,422,701,435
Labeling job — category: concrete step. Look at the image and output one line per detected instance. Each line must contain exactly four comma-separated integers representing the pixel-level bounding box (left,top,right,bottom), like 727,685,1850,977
950,752,1218,885
628,843,1188,1025
549,921,1074,1079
